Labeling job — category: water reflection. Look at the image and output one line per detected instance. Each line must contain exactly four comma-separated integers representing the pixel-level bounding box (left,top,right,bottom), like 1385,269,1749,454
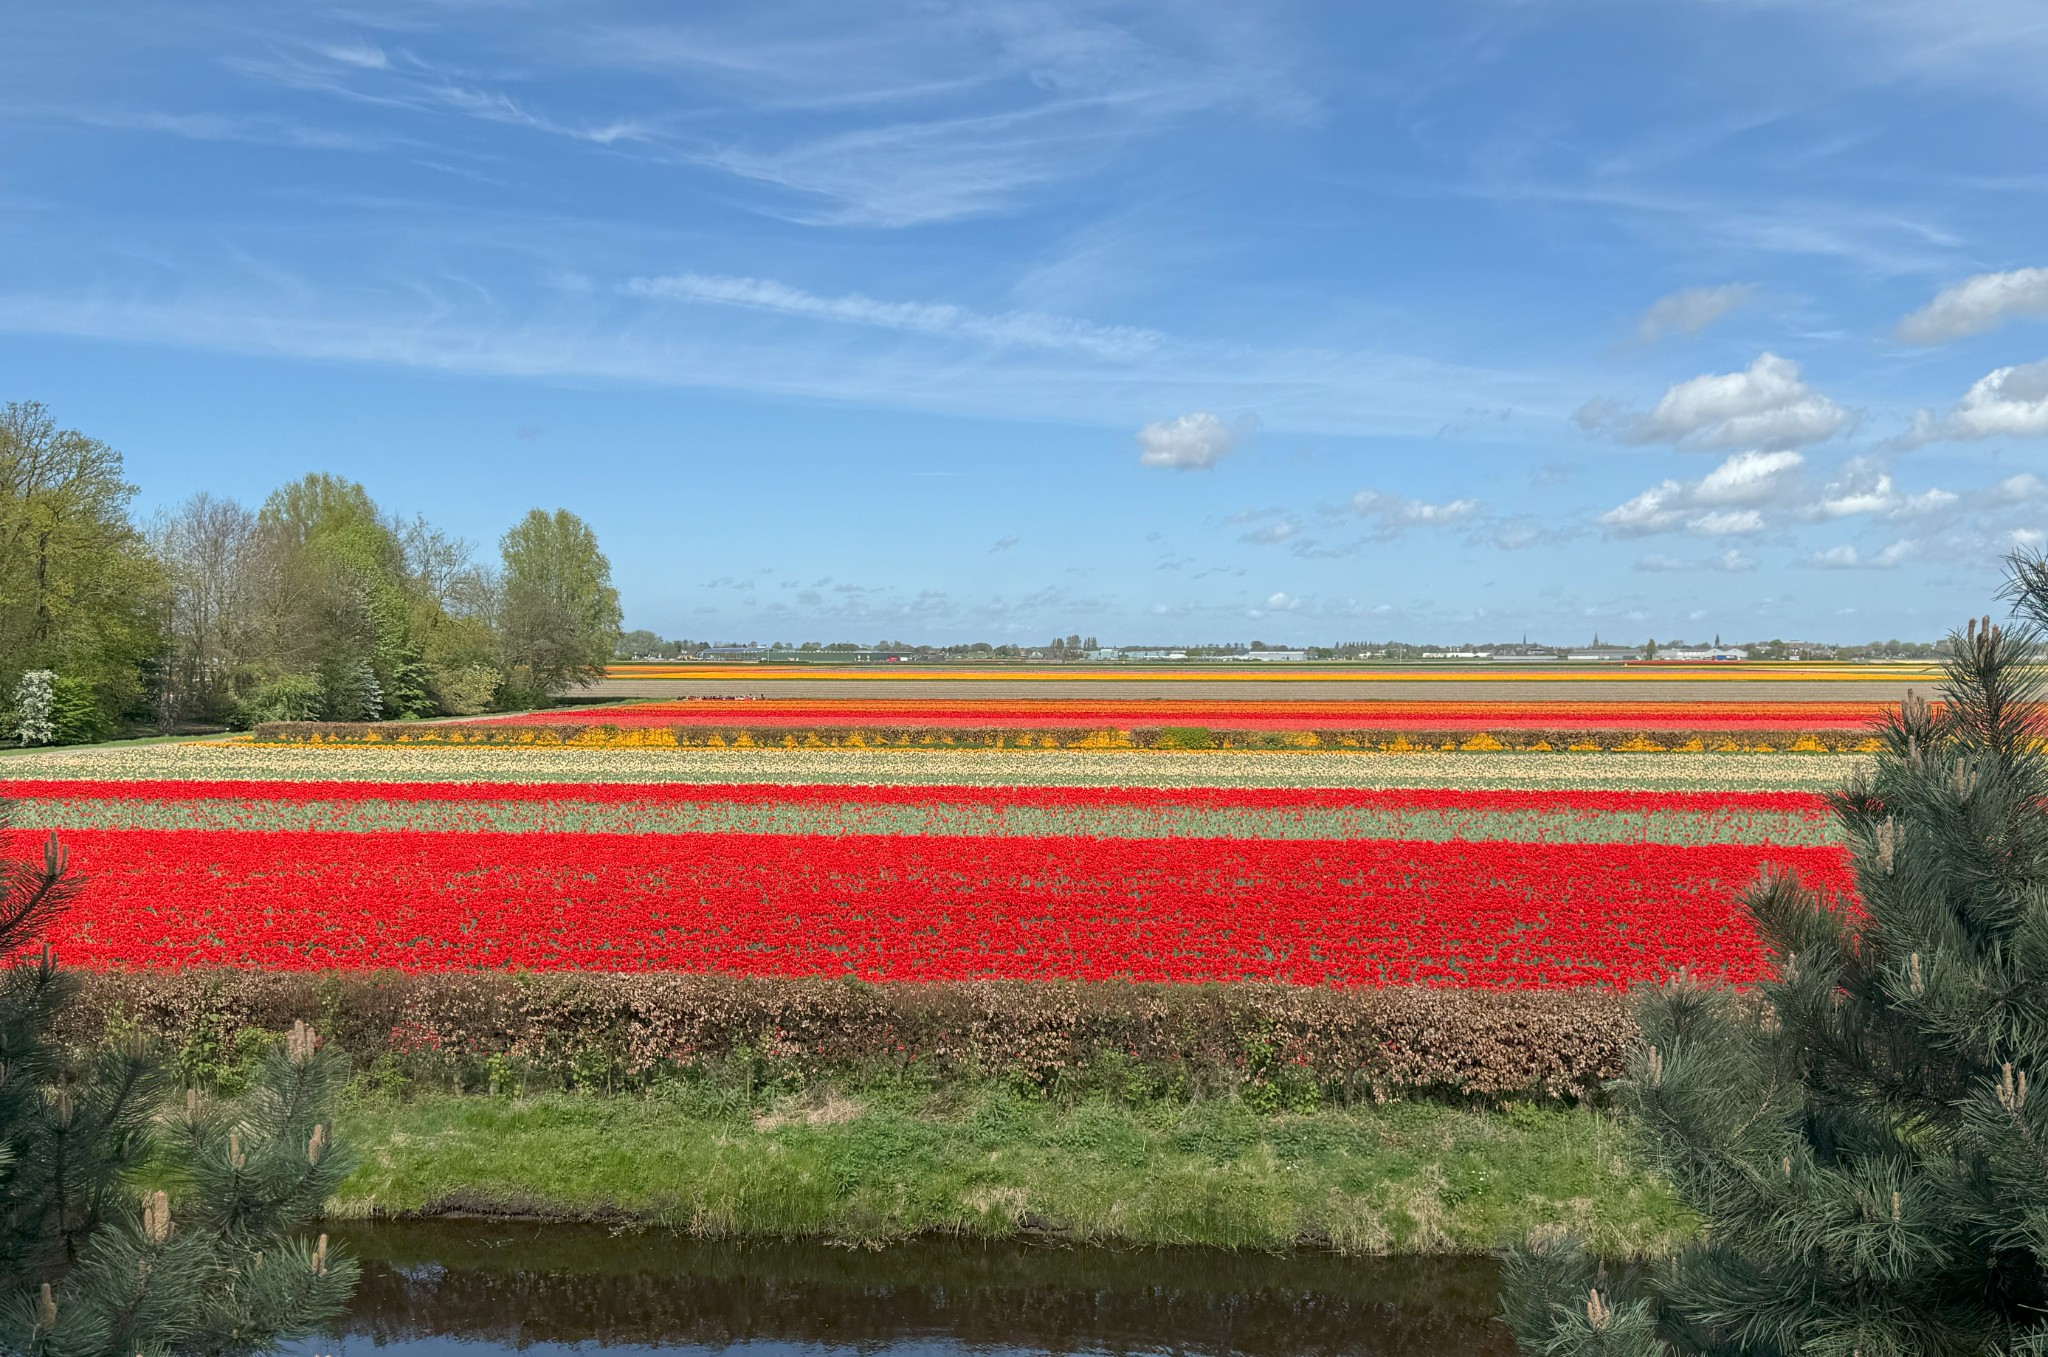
316,1220,1512,1357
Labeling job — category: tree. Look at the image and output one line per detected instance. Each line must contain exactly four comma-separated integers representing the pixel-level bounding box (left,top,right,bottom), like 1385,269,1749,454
1504,553,2048,1355
0,403,164,731
149,493,265,727
497,509,621,701
255,474,426,720
0,824,357,1354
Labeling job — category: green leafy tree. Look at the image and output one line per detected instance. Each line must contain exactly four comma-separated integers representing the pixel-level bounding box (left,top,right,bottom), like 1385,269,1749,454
0,403,165,730
0,824,357,1355
1504,555,2048,1355
253,474,455,720
497,509,621,702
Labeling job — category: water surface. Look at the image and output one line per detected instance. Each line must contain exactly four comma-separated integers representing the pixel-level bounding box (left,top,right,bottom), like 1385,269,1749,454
313,1221,1512,1357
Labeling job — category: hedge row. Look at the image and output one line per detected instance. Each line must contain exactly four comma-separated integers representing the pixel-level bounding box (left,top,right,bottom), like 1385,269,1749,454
70,972,1639,1103
250,721,1876,753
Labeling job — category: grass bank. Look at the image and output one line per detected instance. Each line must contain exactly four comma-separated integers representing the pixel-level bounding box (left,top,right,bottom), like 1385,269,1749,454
329,1083,1691,1258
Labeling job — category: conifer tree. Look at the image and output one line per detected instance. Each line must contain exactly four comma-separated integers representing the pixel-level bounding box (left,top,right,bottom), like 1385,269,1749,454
1504,553,2048,1356
0,822,357,1356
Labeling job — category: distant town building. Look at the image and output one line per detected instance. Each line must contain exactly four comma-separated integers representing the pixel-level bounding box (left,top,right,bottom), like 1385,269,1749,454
1231,649,1307,662
778,648,916,663
1655,647,1750,662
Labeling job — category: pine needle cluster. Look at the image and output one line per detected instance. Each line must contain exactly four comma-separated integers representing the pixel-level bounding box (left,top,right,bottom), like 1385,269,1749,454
0,818,357,1357
1504,555,2048,1355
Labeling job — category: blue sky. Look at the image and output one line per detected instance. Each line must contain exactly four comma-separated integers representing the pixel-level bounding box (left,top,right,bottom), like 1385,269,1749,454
5,1,2047,645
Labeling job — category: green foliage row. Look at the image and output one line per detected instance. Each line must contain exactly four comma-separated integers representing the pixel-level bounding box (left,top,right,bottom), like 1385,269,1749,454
0,401,624,745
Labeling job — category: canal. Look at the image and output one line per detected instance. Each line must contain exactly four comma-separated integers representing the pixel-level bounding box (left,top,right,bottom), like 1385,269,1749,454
306,1221,1514,1356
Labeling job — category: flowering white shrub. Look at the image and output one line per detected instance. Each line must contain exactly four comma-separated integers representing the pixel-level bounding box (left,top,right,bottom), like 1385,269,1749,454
13,669,55,746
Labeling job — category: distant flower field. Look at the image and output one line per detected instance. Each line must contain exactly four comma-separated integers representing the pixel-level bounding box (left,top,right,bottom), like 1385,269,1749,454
469,698,1895,731
249,694,1894,751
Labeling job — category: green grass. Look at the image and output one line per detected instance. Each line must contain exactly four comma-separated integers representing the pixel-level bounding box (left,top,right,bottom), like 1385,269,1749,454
331,1084,1693,1257
0,730,238,757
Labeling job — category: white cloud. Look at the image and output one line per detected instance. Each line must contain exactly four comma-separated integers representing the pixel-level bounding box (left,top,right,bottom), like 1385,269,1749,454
1636,283,1757,342
1600,449,1987,550
1138,411,1236,469
1907,358,2048,443
1807,540,1918,570
1578,353,1850,451
1634,548,1758,573
1599,451,1803,537
320,43,390,70
1693,450,1805,505
1809,457,1960,519
1349,489,1481,527
1687,510,1766,536
1998,473,2048,502
1898,267,2048,345
629,272,1164,361
1239,519,1300,545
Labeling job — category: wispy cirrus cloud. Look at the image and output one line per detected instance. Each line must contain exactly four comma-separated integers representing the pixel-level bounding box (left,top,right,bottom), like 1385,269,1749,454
629,271,1164,360
216,2,1315,227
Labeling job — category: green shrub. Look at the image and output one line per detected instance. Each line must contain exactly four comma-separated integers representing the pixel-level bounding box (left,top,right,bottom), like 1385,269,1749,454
430,662,502,716
48,674,112,743
243,672,327,723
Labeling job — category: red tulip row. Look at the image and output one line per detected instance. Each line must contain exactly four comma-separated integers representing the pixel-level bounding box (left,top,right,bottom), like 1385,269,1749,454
15,828,1850,987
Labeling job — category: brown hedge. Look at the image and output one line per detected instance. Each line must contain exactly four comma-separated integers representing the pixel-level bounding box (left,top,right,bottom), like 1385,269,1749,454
67,971,1638,1103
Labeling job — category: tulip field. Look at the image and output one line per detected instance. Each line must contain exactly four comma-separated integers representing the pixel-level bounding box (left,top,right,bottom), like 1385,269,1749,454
467,698,1892,731
0,681,1881,989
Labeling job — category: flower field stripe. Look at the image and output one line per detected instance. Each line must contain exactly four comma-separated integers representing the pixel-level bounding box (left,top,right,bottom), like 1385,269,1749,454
604,663,1937,684
477,698,1896,731
8,796,1838,846
0,778,1830,812
3,781,1836,844
0,745,1867,791
20,828,1850,986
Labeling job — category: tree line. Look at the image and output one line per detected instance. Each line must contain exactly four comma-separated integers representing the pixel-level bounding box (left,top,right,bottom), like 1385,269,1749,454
0,401,622,743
